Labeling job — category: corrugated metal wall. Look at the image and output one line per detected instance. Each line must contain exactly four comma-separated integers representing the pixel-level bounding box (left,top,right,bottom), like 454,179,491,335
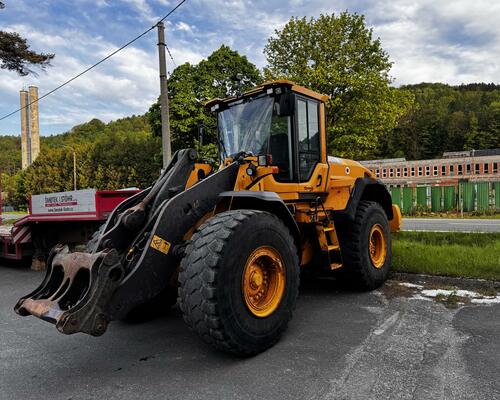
496,182,500,210
389,181,500,214
443,186,456,211
461,182,475,212
402,187,414,214
476,182,489,211
416,187,427,208
431,187,442,211
390,187,402,209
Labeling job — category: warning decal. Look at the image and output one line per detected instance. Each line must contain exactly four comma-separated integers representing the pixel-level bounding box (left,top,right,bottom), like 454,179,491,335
150,235,171,255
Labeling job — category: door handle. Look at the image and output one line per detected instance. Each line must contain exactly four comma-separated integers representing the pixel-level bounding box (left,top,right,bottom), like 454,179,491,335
316,175,323,187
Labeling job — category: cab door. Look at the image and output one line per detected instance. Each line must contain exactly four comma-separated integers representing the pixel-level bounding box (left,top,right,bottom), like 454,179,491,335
294,95,328,194
259,94,328,200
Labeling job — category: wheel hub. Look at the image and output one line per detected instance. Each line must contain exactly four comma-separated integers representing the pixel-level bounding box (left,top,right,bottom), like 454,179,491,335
369,224,386,269
242,246,285,318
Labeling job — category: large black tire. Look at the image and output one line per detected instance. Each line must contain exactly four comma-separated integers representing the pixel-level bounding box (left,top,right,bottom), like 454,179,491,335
178,210,300,356
336,200,392,290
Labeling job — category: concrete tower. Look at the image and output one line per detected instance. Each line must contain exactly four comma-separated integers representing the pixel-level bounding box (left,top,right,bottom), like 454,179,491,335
19,90,30,169
19,86,40,169
28,86,40,164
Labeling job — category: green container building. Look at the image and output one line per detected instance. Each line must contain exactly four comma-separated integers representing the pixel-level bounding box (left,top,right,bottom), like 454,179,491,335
460,182,475,212
416,187,428,209
443,186,456,211
495,182,500,210
476,182,490,211
402,187,414,214
390,187,402,209
431,186,442,212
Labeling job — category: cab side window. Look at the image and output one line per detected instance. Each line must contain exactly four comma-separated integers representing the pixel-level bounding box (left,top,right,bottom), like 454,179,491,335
296,98,320,181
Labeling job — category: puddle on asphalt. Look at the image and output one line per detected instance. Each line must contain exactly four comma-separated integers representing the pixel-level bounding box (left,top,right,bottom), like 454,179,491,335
380,280,500,308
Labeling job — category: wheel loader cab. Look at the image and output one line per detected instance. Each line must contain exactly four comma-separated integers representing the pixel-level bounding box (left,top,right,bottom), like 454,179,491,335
211,81,328,185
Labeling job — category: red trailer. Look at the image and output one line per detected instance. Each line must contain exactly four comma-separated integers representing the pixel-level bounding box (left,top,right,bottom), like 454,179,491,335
0,188,139,269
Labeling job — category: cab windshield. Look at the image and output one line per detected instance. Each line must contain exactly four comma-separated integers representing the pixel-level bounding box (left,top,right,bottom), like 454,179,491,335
217,93,294,181
216,89,322,182
218,95,279,157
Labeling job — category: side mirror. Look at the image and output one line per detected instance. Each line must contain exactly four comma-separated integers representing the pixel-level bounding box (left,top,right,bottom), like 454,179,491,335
276,92,295,116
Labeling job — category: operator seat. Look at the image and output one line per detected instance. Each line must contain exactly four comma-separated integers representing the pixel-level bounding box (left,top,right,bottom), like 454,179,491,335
269,133,291,181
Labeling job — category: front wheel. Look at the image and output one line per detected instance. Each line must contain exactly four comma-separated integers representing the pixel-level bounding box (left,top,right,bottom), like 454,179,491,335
178,210,300,356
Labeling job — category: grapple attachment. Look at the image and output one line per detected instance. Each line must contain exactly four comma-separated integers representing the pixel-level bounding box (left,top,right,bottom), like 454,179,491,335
14,245,123,336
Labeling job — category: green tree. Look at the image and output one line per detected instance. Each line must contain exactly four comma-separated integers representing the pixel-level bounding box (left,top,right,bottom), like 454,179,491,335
264,12,413,159
0,135,21,174
148,45,262,154
486,101,500,148
0,2,54,76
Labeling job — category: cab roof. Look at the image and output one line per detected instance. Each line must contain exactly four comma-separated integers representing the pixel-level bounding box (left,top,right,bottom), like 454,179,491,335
205,80,329,108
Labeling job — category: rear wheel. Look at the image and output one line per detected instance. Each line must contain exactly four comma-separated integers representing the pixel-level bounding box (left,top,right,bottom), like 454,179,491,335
337,200,392,290
178,210,300,356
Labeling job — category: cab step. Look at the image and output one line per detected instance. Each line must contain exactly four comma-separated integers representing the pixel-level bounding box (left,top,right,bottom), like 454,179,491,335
316,224,343,270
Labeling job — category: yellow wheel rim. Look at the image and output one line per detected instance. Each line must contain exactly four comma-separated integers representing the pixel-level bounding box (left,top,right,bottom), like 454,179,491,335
242,246,285,318
369,224,387,269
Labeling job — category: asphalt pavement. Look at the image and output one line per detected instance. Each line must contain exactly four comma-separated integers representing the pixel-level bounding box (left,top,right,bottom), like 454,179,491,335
1,265,499,400
403,218,500,233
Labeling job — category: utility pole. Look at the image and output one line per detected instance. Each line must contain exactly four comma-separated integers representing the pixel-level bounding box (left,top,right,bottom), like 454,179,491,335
0,171,3,225
64,146,77,191
156,21,172,168
72,150,77,191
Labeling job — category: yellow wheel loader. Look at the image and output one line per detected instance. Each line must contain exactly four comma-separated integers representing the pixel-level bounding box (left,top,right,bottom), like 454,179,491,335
15,81,402,356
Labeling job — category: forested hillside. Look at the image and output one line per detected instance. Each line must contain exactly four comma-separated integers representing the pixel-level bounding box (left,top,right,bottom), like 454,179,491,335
379,83,500,161
0,114,162,208
0,135,20,175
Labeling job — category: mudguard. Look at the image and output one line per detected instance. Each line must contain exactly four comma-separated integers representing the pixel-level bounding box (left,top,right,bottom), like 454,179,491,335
334,177,394,221
218,190,302,257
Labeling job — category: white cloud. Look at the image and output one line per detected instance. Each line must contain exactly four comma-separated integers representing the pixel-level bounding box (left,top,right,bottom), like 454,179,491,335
175,21,193,33
121,0,156,22
365,0,500,84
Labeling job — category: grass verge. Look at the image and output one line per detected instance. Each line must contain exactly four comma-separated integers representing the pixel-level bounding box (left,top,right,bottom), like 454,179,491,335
392,231,500,281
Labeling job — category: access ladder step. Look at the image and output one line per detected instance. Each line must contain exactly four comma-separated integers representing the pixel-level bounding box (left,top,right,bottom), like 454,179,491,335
330,262,342,270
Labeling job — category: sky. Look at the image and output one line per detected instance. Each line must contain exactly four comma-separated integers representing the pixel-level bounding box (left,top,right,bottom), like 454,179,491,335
0,0,499,136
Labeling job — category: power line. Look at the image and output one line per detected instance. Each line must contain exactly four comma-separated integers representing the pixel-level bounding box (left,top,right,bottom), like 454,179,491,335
0,0,187,122
166,44,177,67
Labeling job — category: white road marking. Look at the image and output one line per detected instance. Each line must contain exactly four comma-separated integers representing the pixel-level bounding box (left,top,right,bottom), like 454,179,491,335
373,312,400,335
448,222,499,225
